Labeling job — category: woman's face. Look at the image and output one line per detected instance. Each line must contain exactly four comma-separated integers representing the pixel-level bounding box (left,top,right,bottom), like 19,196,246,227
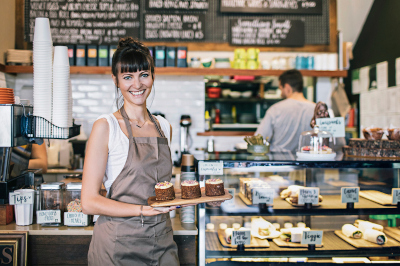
113,69,153,107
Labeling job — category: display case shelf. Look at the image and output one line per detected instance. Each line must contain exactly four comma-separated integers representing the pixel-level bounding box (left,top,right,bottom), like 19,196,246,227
205,231,400,258
1,64,348,77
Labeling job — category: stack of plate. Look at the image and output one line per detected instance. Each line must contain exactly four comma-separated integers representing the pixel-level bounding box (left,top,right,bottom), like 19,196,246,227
52,46,72,128
33,17,53,122
0,88,15,104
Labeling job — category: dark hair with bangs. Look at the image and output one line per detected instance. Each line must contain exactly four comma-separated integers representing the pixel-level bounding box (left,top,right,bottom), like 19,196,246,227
279,69,303,93
112,37,155,109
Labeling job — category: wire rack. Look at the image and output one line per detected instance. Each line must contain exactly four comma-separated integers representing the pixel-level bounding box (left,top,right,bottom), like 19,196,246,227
21,115,81,139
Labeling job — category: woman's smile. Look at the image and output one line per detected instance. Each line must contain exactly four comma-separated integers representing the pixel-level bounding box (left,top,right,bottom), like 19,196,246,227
129,89,146,96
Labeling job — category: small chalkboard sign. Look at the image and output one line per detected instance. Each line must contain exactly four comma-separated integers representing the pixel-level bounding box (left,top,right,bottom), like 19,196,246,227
25,0,140,44
144,13,205,42
230,19,305,47
221,0,322,14
146,0,209,10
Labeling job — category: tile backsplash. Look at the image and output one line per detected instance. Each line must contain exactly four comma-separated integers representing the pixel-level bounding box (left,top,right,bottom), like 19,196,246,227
8,73,244,159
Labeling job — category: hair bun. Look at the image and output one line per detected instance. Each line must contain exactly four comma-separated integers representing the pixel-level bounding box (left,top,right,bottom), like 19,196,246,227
118,37,143,50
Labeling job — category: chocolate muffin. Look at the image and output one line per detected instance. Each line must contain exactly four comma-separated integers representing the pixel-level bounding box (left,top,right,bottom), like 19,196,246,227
205,178,225,196
181,180,201,199
155,181,175,201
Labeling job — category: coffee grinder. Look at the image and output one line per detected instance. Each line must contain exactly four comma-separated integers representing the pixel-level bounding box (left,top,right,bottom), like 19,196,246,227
175,115,192,166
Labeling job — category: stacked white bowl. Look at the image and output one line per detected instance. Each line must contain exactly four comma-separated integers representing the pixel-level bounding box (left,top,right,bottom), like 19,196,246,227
52,46,71,128
33,17,53,123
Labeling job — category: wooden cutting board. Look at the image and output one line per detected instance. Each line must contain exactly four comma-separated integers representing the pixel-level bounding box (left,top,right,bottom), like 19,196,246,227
272,237,323,248
238,193,273,206
359,190,395,206
334,230,399,248
384,227,400,242
217,230,270,248
148,187,232,207
285,198,320,207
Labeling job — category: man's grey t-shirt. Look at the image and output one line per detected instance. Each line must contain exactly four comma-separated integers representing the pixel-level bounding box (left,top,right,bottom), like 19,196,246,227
255,99,315,153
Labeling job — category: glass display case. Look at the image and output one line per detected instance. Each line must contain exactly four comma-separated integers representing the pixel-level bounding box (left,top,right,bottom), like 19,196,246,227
196,152,400,265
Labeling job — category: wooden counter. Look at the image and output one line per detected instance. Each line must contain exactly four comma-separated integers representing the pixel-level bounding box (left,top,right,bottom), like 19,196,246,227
0,216,197,265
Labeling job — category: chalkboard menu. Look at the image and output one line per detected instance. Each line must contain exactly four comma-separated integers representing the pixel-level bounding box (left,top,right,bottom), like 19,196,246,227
146,0,209,10
144,14,205,41
25,0,140,44
221,0,322,14
230,19,305,46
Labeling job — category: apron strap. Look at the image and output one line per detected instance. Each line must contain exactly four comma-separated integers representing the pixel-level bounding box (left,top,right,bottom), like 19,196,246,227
147,109,166,138
120,106,134,144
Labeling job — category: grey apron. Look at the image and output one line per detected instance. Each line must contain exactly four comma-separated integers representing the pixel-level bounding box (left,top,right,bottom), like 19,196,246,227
88,107,179,266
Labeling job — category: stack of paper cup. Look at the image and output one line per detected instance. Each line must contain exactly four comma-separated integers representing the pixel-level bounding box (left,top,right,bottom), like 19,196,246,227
33,17,53,123
14,189,35,226
52,46,71,128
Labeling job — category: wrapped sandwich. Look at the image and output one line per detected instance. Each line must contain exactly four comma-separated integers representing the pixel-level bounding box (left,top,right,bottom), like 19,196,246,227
280,227,310,243
280,185,323,203
251,217,277,237
342,224,362,239
355,220,384,232
363,228,386,245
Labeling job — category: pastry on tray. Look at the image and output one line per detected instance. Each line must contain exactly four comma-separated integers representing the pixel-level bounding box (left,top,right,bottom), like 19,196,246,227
342,224,362,239
205,178,225,196
280,185,323,203
181,180,201,199
155,181,175,201
280,227,310,243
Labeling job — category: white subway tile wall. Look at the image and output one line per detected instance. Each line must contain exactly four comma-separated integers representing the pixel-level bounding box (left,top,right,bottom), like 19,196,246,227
8,73,245,156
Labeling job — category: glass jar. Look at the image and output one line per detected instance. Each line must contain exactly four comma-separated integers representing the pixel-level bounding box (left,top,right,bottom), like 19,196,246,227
64,182,90,226
37,182,64,226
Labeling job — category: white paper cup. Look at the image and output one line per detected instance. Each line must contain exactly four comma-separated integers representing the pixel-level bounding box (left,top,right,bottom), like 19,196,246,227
53,46,70,66
34,18,52,43
327,54,337,70
13,189,35,226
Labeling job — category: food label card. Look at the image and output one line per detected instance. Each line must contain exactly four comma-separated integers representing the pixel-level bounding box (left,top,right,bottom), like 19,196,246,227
301,230,323,245
298,188,319,205
36,210,61,224
392,188,400,204
64,212,89,226
223,188,236,206
198,161,223,175
232,230,251,246
9,192,33,205
316,117,345,138
341,187,359,203
252,188,274,205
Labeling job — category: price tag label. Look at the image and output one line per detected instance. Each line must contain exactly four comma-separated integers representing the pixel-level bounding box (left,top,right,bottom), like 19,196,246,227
252,188,274,205
392,188,400,204
198,161,223,175
341,187,359,203
298,188,319,205
231,230,251,246
64,212,89,226
9,192,33,205
36,210,61,224
301,230,323,245
316,117,345,138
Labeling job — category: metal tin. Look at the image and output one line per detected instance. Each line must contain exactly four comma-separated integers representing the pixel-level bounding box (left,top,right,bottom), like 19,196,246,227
66,182,82,190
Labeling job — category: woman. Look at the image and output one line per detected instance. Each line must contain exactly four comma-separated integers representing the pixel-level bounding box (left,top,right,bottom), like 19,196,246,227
82,37,179,265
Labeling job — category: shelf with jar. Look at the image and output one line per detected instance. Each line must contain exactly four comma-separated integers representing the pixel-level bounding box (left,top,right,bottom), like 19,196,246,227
196,154,400,265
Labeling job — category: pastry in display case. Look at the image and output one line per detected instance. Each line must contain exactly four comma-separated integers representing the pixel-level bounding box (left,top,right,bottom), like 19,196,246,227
296,126,336,160
196,152,400,265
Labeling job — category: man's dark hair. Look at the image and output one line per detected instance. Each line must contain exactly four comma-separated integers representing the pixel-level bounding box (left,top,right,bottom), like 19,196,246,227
278,69,303,93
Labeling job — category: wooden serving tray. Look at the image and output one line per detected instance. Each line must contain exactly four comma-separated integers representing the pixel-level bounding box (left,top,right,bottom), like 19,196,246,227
148,188,232,207
359,190,395,206
334,230,399,248
384,227,400,242
272,238,322,248
285,198,320,207
217,230,269,248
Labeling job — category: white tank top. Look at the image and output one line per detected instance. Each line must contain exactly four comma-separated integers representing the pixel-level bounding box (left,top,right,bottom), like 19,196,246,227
96,113,171,192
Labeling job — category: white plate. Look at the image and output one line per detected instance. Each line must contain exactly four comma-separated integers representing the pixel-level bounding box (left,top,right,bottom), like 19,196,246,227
296,152,336,161
251,229,281,239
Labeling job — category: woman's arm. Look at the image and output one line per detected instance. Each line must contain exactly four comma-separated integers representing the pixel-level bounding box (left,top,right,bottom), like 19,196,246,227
28,143,48,173
81,119,173,217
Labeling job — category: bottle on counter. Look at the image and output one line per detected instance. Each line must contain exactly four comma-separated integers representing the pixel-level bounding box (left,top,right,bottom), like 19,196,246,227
180,154,196,224
205,111,211,131
232,105,237,124
215,109,220,124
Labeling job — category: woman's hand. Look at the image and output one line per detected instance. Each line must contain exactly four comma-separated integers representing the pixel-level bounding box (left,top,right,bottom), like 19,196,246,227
142,206,176,216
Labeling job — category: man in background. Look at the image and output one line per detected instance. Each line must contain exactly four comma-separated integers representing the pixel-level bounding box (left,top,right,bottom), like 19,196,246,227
255,69,315,153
